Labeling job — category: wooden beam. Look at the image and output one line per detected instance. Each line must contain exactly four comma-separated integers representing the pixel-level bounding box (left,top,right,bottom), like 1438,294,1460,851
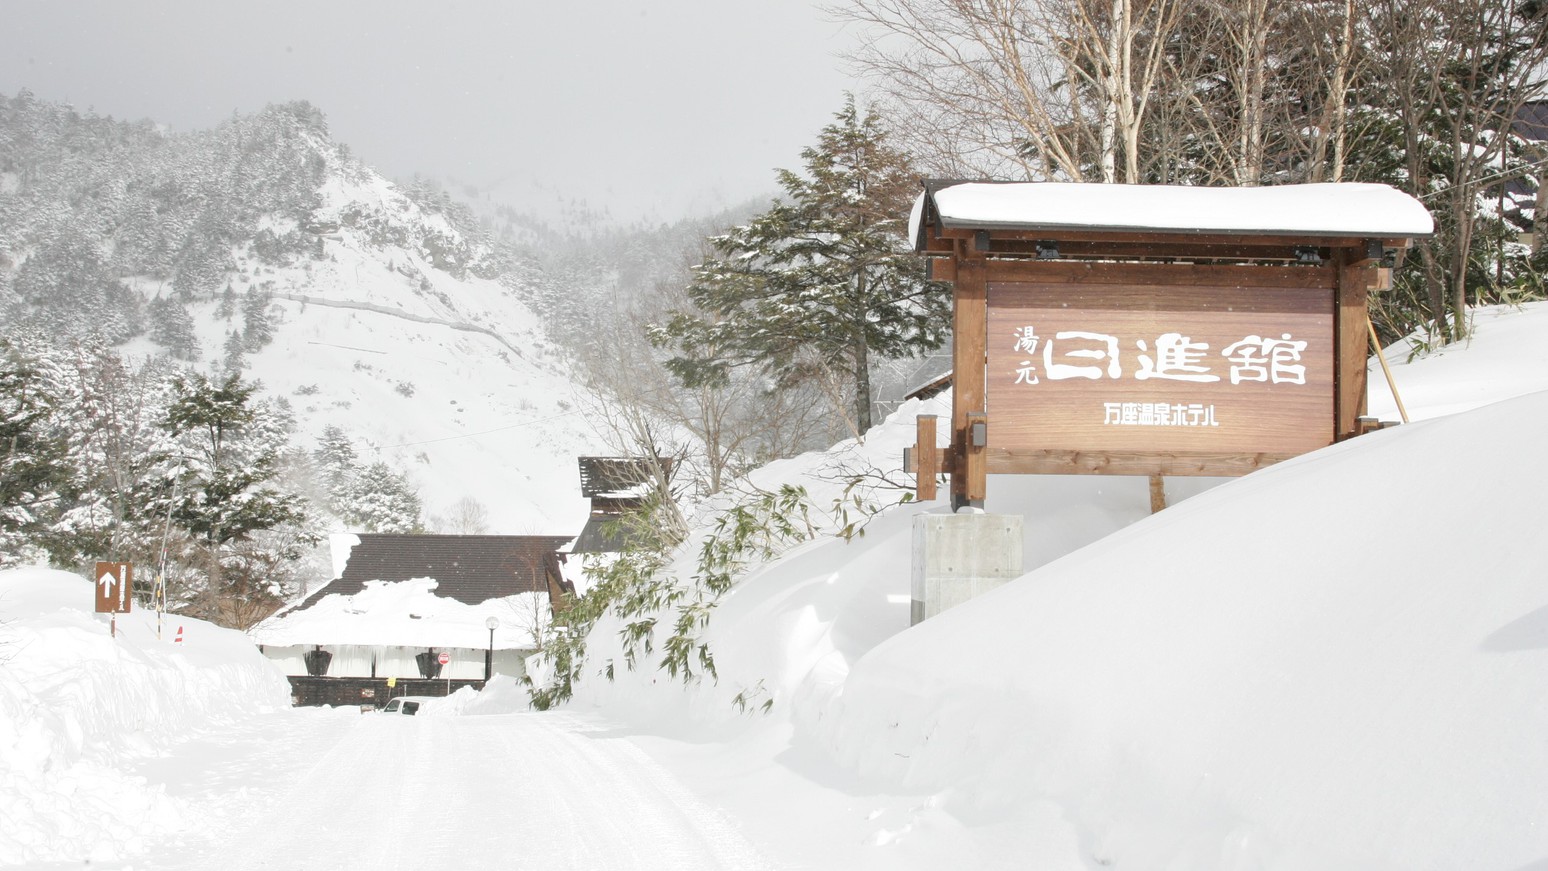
982,259,1335,290
915,415,938,502
926,252,1359,288
951,253,988,509
986,448,1298,477
968,238,1336,262
1335,251,1374,441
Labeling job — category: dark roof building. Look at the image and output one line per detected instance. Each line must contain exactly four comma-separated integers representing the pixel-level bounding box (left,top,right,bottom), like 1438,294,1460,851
572,457,671,555
294,533,575,612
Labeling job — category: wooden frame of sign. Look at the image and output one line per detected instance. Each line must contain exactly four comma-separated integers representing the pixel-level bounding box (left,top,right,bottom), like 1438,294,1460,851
906,181,1432,510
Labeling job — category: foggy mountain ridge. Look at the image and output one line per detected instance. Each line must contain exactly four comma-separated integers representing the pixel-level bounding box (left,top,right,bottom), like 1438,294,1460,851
0,90,629,535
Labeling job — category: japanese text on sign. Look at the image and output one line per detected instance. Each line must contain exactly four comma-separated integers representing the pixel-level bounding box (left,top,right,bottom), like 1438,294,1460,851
1103,402,1219,427
1011,326,1308,387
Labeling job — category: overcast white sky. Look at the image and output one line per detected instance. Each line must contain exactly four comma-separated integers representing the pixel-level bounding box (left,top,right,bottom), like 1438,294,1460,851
0,1,863,225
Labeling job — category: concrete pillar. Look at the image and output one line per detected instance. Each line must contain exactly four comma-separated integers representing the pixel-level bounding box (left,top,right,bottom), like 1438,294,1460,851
911,513,1023,625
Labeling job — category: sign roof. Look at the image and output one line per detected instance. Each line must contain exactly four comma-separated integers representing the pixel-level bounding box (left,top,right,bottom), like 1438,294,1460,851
910,181,1435,249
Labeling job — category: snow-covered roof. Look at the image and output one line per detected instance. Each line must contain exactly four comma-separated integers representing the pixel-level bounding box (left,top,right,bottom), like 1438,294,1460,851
251,578,551,649
252,533,575,649
909,181,1435,248
296,533,573,612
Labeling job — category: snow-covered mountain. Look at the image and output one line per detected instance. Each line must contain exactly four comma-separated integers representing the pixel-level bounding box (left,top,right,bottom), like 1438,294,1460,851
150,164,608,535
1,94,611,535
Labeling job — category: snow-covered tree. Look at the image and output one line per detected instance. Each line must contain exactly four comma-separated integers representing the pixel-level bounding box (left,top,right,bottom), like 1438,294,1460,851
241,288,275,351
338,461,422,534
147,295,201,361
312,425,358,495
0,335,71,563
221,330,246,374
43,342,179,570
161,372,309,624
653,96,948,435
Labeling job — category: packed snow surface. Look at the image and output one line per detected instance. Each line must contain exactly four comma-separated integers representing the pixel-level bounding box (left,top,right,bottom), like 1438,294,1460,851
0,569,290,866
909,181,1435,244
4,302,1546,870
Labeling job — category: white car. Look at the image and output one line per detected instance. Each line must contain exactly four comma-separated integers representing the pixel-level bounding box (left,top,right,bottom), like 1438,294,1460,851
379,696,437,715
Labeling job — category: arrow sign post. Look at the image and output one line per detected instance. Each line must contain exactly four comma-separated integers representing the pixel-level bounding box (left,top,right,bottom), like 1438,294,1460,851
94,562,133,638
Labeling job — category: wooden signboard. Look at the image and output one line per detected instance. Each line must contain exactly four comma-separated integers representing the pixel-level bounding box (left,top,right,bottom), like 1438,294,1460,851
986,265,1334,465
905,180,1433,509
94,561,132,614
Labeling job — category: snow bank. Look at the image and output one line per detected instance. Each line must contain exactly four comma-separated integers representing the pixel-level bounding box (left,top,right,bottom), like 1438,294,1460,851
569,301,1548,869
1368,302,1548,421
568,395,1223,735
0,568,291,866
798,388,1548,869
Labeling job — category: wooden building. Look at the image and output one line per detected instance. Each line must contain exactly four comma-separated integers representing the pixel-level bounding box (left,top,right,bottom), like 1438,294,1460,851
254,533,573,707
570,456,671,554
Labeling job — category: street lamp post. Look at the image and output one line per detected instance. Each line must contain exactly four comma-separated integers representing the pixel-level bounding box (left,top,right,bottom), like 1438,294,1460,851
485,616,499,682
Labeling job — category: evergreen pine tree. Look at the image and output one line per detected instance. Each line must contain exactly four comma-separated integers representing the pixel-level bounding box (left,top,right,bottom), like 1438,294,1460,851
0,336,71,561
221,330,246,374
339,461,422,533
215,283,237,320
147,296,202,361
161,372,308,624
654,96,948,433
313,425,359,499
241,288,275,351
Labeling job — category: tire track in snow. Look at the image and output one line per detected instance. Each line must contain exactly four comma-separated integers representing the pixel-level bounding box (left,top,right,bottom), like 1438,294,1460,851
139,709,776,871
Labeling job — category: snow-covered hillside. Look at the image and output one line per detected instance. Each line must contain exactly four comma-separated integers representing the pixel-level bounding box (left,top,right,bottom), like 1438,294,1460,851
2,96,613,538
559,301,1548,870
166,163,607,535
3,302,1545,870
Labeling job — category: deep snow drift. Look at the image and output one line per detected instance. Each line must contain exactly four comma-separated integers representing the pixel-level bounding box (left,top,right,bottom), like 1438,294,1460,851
0,570,290,866
3,303,1547,870
563,301,1548,870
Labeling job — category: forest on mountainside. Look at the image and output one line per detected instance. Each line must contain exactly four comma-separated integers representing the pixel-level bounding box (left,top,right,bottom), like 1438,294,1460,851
0,95,518,624
839,0,1548,343
3,0,1546,633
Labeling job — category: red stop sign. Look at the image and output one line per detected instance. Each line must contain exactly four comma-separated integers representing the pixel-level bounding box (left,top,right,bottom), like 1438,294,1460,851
437,652,450,665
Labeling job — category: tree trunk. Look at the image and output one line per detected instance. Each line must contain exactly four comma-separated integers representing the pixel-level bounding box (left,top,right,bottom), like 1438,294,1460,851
853,272,873,434
1237,0,1270,185
1099,0,1123,183
1534,159,1548,257
1325,0,1357,182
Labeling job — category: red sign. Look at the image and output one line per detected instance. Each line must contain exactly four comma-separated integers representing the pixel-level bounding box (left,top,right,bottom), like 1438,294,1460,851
437,651,451,666
94,562,133,614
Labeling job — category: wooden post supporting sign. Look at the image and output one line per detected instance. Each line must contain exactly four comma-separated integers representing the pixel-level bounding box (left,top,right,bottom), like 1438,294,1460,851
914,414,938,502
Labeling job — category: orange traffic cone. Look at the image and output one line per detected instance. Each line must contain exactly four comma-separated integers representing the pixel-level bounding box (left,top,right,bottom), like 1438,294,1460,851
174,625,184,644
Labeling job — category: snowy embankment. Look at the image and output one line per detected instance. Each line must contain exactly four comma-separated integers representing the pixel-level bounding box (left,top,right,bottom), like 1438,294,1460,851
0,570,290,866
569,302,1548,870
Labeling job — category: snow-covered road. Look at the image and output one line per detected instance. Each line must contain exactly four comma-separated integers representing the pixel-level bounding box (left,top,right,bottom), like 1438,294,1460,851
117,708,776,871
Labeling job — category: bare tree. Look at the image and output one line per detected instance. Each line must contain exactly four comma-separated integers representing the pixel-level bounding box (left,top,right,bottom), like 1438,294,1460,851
838,0,1184,181
434,496,490,534
1365,0,1548,339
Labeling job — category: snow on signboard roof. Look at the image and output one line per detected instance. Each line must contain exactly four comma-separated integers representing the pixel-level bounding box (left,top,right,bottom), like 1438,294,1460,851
909,182,1435,249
